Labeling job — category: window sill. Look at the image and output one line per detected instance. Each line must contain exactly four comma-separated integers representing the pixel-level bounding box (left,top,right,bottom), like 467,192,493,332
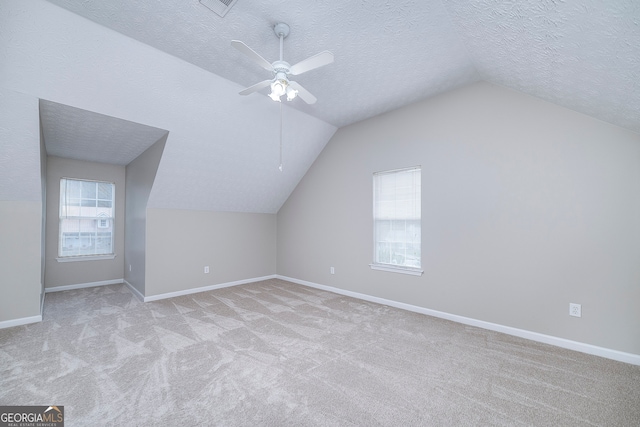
369,263,423,276
56,254,116,263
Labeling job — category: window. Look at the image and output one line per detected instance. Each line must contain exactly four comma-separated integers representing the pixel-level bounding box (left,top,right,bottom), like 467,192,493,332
371,166,423,275
59,178,115,259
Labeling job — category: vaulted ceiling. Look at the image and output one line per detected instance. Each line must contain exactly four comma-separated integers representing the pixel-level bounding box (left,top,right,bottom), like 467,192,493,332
4,1,637,214
45,0,640,132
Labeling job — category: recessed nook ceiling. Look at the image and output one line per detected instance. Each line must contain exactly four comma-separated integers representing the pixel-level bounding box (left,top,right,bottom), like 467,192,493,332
44,0,640,132
40,100,169,166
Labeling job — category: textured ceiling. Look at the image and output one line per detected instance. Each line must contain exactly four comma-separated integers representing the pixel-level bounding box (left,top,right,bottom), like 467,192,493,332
2,0,338,213
446,0,640,134
40,100,168,165
4,0,639,214
44,0,480,129
43,0,640,133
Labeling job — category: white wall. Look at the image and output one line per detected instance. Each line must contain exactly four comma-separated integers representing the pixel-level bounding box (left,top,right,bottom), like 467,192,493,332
277,82,640,355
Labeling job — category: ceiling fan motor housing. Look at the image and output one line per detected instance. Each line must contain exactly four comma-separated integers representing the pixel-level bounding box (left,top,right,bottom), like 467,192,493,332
273,23,290,38
272,61,291,75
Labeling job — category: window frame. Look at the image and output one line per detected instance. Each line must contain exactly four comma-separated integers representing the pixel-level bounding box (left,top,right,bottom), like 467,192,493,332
370,166,423,276
57,178,116,262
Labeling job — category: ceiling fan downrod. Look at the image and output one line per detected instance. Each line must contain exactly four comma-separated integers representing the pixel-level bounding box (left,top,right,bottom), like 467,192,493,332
274,23,289,62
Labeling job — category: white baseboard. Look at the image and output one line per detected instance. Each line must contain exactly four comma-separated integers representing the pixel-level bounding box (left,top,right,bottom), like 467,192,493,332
45,279,124,293
124,279,145,302
277,275,640,366
0,314,43,329
40,290,46,316
142,275,277,302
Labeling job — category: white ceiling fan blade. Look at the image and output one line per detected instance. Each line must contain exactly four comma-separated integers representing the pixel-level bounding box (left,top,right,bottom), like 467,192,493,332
231,40,274,72
239,79,272,96
289,51,334,75
288,81,317,104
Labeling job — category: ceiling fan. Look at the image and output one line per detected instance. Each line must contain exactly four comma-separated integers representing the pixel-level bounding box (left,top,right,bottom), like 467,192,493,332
231,23,334,104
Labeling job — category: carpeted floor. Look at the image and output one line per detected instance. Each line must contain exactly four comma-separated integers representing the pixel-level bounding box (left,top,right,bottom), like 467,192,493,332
1,279,639,426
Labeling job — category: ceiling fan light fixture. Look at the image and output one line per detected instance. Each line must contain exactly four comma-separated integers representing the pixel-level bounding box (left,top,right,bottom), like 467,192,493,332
232,22,334,106
269,79,287,101
286,86,298,101
268,91,281,102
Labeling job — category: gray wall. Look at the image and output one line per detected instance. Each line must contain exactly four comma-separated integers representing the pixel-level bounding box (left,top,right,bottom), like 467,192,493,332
45,156,126,288
277,82,640,355
39,110,47,306
0,89,42,323
146,209,276,297
124,135,167,296
0,201,43,323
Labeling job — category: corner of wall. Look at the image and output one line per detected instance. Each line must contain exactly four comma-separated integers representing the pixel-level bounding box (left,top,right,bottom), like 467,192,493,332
124,133,168,298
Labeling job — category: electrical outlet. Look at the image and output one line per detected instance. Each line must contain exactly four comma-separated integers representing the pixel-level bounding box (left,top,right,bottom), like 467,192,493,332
129,264,132,272
204,266,210,274
569,303,581,317
330,267,335,275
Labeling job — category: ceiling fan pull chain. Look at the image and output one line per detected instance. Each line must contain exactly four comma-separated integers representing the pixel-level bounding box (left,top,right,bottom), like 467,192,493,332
279,101,283,172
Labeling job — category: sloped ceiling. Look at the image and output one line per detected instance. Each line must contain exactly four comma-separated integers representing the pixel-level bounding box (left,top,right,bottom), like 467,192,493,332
447,0,640,133
1,0,337,213
4,1,638,214
45,0,640,133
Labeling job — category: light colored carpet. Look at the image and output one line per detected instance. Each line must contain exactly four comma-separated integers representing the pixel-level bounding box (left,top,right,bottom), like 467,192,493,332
1,279,639,426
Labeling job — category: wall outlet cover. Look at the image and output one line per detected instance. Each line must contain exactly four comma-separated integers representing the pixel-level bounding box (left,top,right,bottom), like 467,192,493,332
569,303,581,317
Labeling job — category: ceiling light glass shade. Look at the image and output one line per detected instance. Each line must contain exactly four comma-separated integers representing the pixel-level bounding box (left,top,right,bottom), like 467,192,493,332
269,92,282,102
269,79,287,101
286,86,298,101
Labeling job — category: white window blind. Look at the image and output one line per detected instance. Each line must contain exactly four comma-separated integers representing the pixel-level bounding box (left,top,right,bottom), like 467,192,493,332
59,178,115,258
372,167,422,274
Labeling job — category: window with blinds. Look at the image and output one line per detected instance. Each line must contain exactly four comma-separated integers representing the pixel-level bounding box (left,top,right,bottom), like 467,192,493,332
59,178,115,258
371,166,423,275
